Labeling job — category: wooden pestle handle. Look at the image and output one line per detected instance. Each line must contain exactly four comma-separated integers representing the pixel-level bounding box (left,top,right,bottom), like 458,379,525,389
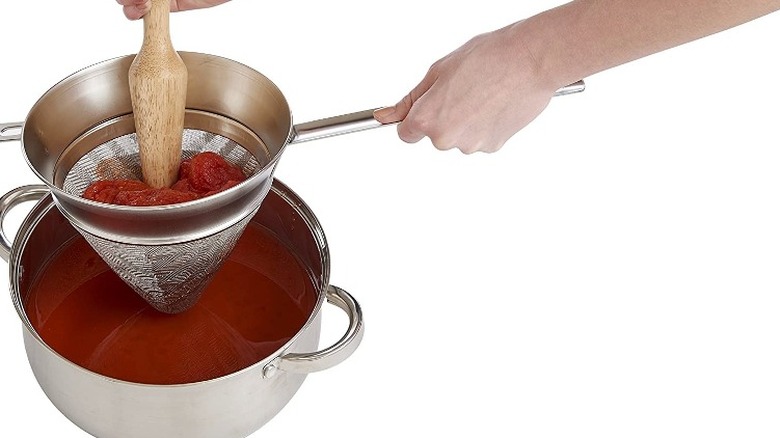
128,0,187,189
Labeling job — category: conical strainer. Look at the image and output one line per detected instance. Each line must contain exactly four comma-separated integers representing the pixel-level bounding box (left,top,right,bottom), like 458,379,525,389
60,126,266,314
8,52,393,314
45,110,278,314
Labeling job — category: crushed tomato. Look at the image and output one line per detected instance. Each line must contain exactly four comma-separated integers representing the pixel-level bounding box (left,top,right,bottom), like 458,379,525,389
82,152,247,206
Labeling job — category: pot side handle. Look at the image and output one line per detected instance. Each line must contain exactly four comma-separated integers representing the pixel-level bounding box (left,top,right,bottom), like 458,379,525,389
288,80,585,144
0,122,23,142
0,185,50,262
264,285,364,378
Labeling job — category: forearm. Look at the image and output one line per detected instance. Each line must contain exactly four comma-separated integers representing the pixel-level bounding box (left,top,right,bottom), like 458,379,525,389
521,0,780,89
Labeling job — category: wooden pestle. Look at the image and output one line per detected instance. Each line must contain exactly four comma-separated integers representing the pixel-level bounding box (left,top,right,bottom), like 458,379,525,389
128,0,187,189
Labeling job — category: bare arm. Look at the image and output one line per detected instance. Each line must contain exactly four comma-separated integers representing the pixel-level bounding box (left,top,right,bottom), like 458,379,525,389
375,0,780,153
528,0,780,91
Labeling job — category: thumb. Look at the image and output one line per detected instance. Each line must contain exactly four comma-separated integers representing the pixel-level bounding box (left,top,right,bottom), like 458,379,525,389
119,0,151,20
373,69,437,124
372,106,400,124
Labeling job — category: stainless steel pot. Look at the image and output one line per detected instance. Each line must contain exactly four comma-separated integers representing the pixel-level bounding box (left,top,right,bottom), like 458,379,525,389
0,181,364,438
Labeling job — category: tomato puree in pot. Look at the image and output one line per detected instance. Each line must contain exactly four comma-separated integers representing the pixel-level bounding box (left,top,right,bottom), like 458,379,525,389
82,151,247,206
25,222,317,385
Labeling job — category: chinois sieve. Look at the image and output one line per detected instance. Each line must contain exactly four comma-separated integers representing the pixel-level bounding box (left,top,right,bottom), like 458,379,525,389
59,126,264,314
1,52,394,314
0,51,585,314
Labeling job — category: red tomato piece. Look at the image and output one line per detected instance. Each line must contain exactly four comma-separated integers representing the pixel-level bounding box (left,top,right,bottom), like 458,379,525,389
187,152,246,193
83,179,151,203
81,152,247,206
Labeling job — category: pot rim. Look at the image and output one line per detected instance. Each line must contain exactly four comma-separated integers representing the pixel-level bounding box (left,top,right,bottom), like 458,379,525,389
9,179,331,388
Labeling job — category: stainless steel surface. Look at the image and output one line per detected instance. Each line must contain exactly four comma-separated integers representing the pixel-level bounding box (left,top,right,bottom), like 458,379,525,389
269,285,364,375
292,109,384,143
0,122,22,142
1,180,363,438
81,213,254,314
555,79,586,96
0,185,48,262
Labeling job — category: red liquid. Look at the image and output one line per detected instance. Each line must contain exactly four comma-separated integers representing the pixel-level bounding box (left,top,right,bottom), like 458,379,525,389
25,223,317,385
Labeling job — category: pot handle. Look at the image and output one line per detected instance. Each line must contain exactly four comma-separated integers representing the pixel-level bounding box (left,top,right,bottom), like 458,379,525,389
263,285,364,378
0,122,23,142
289,80,585,144
0,185,50,262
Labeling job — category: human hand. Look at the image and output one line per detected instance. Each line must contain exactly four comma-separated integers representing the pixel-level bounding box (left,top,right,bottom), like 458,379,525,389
374,22,561,154
117,0,231,20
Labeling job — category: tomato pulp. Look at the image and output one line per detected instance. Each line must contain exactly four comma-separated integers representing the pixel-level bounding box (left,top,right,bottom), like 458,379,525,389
82,152,247,206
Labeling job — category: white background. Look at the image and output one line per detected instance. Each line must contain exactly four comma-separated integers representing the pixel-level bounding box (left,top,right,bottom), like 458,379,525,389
1,1,779,437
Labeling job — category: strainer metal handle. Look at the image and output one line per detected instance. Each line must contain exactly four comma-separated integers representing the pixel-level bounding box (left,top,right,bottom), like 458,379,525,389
290,80,586,144
0,185,50,262
263,285,364,378
0,122,23,142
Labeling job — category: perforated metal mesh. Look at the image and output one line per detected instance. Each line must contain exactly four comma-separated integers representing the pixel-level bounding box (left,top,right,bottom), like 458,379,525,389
63,129,261,194
81,214,254,314
61,129,263,314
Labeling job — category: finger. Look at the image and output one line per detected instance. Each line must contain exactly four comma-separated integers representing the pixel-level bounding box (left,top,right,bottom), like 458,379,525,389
378,70,439,144
396,120,427,144
122,3,151,20
373,67,438,125
395,95,433,144
372,106,397,124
